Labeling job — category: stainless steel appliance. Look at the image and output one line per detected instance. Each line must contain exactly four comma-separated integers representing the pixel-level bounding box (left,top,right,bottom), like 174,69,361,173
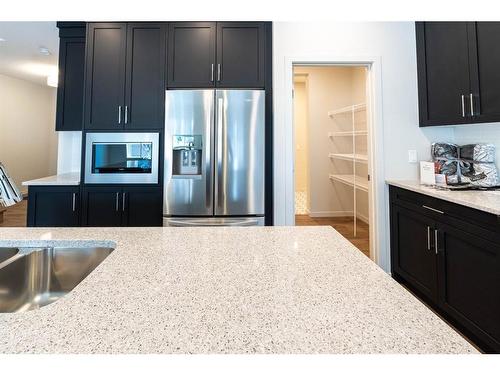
84,132,159,184
163,89,265,226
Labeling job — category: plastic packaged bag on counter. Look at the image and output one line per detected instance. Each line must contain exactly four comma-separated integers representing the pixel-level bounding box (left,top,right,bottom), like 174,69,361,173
435,159,460,184
458,143,496,163
459,161,499,187
431,142,459,160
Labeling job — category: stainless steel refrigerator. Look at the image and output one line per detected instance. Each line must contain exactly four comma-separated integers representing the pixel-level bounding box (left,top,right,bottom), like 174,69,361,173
163,89,265,226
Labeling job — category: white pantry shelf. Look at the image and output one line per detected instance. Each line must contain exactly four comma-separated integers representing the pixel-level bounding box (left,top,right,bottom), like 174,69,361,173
328,103,366,117
328,153,368,163
328,130,368,137
329,174,369,192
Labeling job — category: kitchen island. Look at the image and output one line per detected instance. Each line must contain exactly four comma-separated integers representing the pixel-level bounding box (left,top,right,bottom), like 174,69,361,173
0,226,477,354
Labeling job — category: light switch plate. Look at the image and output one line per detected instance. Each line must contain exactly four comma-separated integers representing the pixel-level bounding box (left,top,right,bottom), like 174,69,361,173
408,150,418,163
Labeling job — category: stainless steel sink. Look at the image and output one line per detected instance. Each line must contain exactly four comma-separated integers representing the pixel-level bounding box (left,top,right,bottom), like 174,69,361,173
0,248,19,264
0,246,114,313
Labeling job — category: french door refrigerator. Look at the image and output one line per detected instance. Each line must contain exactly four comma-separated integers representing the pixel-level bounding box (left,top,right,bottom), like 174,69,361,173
163,89,265,226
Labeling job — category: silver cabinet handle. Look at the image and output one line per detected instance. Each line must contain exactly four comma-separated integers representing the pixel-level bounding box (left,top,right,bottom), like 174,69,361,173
422,205,444,214
211,64,214,82
470,93,475,116
72,193,76,212
124,106,128,124
461,94,465,117
115,192,119,211
122,192,126,212
217,63,221,82
427,226,431,250
434,229,438,255
118,106,122,124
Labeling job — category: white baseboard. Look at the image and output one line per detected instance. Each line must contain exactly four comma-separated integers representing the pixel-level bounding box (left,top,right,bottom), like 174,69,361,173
308,210,353,218
356,212,370,224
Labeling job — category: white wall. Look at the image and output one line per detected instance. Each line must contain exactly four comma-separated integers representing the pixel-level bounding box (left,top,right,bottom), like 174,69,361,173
453,123,500,163
293,80,309,195
273,22,456,271
0,74,58,193
57,131,82,174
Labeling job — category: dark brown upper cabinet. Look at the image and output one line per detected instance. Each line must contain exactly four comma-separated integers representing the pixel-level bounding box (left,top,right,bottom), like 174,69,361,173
167,22,266,88
417,22,500,127
55,22,86,131
216,22,265,88
167,22,216,88
125,23,167,129
84,23,166,130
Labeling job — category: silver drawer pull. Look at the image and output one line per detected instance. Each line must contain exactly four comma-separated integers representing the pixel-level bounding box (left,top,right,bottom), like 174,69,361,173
118,106,122,124
422,205,444,214
470,93,475,116
115,192,119,211
122,192,126,212
72,193,76,212
461,94,465,117
427,226,431,250
434,229,439,255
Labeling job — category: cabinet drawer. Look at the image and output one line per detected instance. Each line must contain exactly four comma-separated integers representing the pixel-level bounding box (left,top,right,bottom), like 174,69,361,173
389,186,500,237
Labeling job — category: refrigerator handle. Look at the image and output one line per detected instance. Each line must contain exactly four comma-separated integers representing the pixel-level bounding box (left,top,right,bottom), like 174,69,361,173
215,95,225,212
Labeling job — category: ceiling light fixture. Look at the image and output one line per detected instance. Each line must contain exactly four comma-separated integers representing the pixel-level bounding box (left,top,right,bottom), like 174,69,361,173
0,38,6,43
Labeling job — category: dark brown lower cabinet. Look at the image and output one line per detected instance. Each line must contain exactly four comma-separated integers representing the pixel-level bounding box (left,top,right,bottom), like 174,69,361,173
82,185,162,227
27,186,80,227
390,185,500,353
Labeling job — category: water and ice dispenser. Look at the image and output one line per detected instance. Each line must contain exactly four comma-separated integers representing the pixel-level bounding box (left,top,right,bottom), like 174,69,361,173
172,135,202,176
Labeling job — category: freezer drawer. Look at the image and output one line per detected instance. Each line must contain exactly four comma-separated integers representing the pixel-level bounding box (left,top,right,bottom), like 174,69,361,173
215,90,265,216
163,216,265,227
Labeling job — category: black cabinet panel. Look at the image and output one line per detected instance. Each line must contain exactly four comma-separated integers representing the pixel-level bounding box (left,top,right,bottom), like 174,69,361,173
122,186,162,226
469,22,500,123
391,204,438,302
125,23,166,129
56,37,85,131
27,186,80,227
84,23,127,129
416,22,471,126
437,224,500,351
390,185,500,352
82,186,122,227
167,22,216,88
216,22,265,88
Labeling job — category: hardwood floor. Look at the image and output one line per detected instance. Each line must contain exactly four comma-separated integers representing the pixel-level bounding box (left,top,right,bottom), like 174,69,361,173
295,215,370,257
0,199,27,227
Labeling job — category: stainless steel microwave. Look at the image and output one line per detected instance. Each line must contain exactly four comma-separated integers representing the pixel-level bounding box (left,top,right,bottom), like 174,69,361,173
84,132,159,184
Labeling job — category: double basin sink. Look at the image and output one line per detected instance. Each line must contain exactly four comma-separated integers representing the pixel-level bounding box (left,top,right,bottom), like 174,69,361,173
0,245,114,313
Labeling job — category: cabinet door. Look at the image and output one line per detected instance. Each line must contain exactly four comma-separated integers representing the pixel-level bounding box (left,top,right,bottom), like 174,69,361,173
416,22,472,126
82,186,122,226
216,22,265,88
56,37,85,131
390,205,438,302
468,22,500,124
122,186,162,226
167,22,216,88
27,186,80,227
84,23,127,129
437,224,500,352
124,23,167,129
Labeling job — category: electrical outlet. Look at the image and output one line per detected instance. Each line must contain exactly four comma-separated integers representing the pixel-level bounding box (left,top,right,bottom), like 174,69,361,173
408,150,418,163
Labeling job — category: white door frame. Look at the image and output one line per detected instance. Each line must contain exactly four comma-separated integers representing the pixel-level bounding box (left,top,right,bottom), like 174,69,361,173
280,55,387,268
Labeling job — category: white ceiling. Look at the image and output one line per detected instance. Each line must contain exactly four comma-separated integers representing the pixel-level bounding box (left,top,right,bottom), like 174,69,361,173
0,22,59,86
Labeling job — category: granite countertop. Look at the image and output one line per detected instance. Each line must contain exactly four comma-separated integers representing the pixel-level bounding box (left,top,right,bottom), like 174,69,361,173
387,180,500,216
0,227,478,354
22,172,80,186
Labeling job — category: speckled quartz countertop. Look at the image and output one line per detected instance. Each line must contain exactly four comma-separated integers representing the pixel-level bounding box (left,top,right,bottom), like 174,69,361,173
22,172,80,186
0,227,477,354
387,180,500,216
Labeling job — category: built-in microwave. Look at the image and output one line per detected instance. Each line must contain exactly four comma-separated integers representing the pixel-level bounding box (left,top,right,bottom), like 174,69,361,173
84,132,159,184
